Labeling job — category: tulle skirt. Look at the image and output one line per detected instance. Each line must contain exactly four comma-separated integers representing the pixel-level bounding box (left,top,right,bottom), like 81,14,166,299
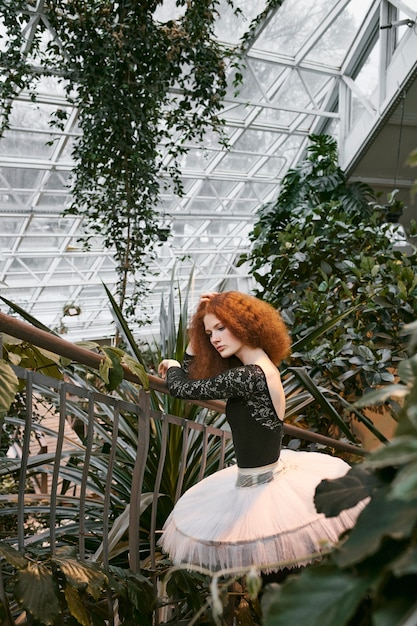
159,448,367,573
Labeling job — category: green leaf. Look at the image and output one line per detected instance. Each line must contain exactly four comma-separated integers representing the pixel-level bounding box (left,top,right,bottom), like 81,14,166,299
29,345,64,379
121,353,149,390
354,384,410,408
125,576,155,614
390,461,417,500
398,355,417,385
64,584,91,626
14,562,60,625
290,304,363,353
0,359,19,417
0,542,27,569
262,563,378,626
0,296,59,335
100,346,124,391
365,436,417,468
372,578,417,626
334,491,417,568
166,569,208,612
54,558,107,601
4,343,63,380
93,494,155,563
314,465,381,516
103,284,146,363
99,355,111,385
7,350,21,365
391,544,417,577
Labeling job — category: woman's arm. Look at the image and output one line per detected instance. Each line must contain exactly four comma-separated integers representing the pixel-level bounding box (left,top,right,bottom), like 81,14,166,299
163,364,263,402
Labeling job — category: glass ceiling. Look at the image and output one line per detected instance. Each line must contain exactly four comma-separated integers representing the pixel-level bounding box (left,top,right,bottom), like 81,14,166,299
0,0,416,342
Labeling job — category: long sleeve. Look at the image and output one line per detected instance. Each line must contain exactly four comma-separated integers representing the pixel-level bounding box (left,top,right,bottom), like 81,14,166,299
166,362,267,402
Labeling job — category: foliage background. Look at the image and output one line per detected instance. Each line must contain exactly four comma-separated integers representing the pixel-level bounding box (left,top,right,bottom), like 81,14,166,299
242,134,417,435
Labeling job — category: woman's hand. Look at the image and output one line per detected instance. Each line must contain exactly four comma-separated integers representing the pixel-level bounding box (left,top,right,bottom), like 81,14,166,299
200,292,217,303
158,359,181,379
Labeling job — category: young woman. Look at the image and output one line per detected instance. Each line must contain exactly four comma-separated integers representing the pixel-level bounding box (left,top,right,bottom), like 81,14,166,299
158,291,366,574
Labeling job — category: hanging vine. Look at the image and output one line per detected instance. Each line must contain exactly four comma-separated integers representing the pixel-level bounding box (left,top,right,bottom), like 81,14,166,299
0,0,246,315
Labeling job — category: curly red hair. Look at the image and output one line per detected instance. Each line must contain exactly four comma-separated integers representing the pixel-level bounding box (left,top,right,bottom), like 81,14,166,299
188,291,291,379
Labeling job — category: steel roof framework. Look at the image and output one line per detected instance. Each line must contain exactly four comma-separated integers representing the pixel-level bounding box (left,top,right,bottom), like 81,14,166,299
0,0,416,341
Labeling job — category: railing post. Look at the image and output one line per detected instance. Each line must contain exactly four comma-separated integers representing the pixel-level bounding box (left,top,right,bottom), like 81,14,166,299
129,390,150,573
17,371,33,551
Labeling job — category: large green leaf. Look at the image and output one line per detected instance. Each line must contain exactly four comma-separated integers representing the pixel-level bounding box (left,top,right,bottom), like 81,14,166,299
366,436,417,468
391,544,417,578
372,580,417,626
334,491,417,568
354,384,410,408
0,359,19,417
290,303,363,352
3,342,64,380
338,393,388,443
100,345,124,391
124,575,156,614
102,282,146,366
262,563,378,626
314,465,382,516
14,562,60,625
390,461,417,501
165,569,209,614
0,296,58,334
121,352,149,390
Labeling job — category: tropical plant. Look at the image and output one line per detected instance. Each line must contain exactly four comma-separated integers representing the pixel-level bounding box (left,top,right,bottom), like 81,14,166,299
261,319,417,626
241,134,417,423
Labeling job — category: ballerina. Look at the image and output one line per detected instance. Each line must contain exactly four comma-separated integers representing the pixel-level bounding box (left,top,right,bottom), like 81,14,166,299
158,291,366,573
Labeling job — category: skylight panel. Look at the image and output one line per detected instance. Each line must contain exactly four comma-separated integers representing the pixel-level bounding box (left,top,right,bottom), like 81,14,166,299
252,0,334,57
305,0,375,66
214,0,269,44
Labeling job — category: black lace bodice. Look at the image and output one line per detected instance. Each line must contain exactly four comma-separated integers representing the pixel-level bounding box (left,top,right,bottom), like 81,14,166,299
166,355,284,468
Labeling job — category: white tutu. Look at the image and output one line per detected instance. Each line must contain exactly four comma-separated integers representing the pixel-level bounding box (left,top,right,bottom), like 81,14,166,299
159,448,367,573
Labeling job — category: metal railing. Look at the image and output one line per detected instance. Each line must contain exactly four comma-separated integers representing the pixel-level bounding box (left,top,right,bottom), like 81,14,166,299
0,364,233,571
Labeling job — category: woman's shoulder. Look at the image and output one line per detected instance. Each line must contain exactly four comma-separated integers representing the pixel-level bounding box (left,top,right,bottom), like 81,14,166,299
230,363,271,388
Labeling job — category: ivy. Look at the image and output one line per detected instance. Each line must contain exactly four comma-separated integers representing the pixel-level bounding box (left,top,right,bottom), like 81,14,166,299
0,0,245,315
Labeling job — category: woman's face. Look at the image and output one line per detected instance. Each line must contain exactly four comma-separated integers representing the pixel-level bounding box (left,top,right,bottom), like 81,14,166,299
203,313,244,359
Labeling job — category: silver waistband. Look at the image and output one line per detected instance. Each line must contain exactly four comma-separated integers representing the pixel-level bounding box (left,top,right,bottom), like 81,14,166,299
235,461,280,488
